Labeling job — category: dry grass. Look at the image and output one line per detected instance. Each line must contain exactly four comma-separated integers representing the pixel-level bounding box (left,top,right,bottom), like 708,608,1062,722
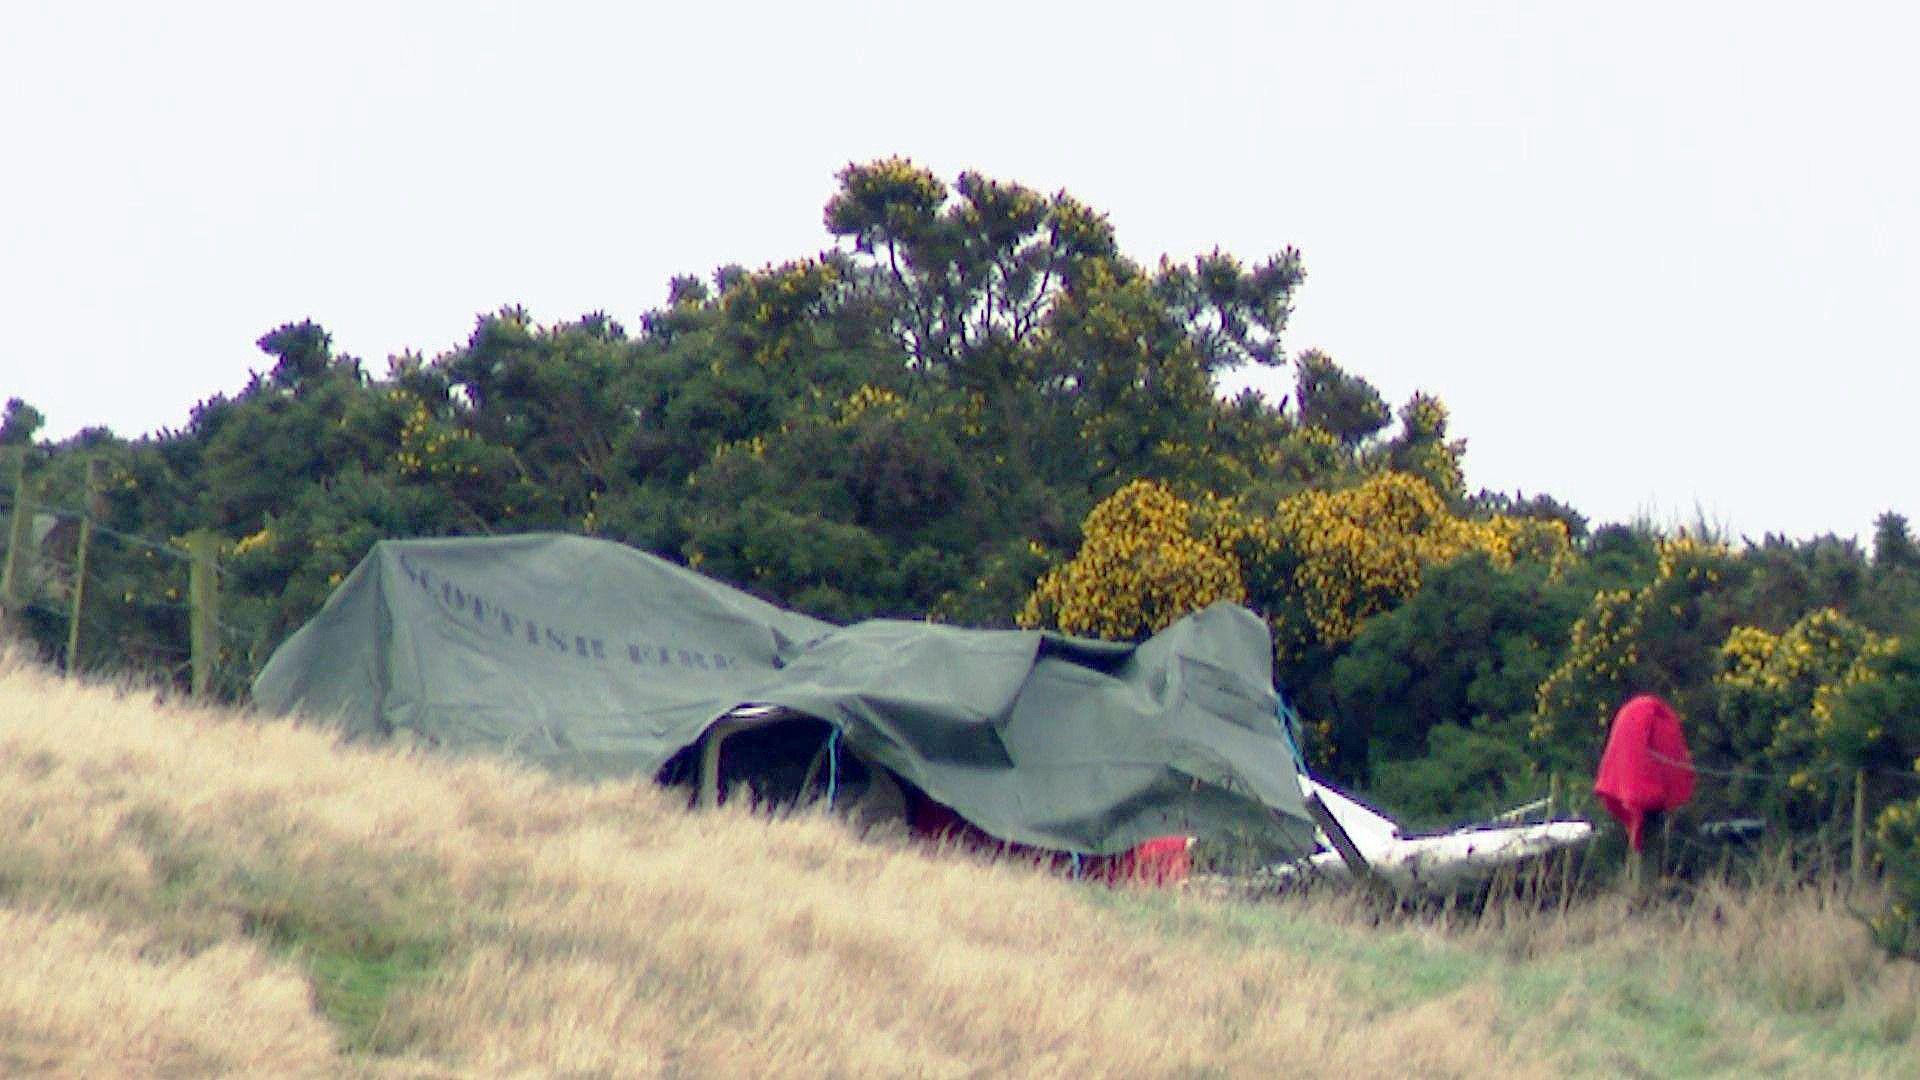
0,907,335,1076
1,646,1915,1076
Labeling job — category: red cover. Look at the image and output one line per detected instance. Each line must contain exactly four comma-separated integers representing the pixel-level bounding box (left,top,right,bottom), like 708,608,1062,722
908,794,1190,886
1593,693,1696,851
1095,835,1192,886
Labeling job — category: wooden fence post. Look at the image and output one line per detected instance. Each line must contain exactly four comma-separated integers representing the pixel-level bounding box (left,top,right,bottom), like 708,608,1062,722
186,530,220,697
65,458,101,675
1,447,34,618
1853,768,1868,889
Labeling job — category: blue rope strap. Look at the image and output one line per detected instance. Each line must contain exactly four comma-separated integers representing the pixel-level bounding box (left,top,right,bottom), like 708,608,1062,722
825,727,841,807
1275,694,1310,776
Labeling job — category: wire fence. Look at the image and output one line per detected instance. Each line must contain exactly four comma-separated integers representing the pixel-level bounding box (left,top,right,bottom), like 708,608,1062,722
2,467,229,694
0,492,200,564
1652,748,1920,791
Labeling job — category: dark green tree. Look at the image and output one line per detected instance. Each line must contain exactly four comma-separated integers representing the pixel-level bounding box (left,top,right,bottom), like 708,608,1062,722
0,398,44,447
1292,350,1388,446
1330,553,1584,808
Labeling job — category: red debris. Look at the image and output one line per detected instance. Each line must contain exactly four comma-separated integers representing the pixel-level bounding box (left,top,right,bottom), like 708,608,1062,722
1593,693,1696,851
908,794,1190,886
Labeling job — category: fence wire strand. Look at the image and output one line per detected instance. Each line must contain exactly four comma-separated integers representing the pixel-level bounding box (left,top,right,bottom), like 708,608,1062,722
1,494,197,562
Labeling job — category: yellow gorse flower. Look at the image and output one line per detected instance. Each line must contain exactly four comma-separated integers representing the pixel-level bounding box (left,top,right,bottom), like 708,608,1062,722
1023,471,1567,652
233,527,274,557
1019,480,1245,640
393,392,482,480
1532,535,1734,744
1268,471,1566,649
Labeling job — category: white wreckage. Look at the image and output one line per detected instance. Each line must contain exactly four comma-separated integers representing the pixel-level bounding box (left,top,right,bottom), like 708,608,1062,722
1270,779,1593,895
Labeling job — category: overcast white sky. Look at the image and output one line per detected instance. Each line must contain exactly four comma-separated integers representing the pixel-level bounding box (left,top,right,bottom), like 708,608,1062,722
3,1,1914,542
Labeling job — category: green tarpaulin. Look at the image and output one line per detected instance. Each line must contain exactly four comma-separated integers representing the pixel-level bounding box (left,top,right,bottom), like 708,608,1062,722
252,533,1314,857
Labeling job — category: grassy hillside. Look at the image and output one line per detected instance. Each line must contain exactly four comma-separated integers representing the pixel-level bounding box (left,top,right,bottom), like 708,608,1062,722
0,649,1914,1077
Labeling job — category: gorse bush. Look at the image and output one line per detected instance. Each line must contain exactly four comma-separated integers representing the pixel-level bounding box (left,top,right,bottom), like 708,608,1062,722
1252,470,1569,654
1875,796,1920,958
1816,635,1920,955
1019,479,1243,639
1707,608,1891,823
1020,471,1570,653
1532,535,1744,759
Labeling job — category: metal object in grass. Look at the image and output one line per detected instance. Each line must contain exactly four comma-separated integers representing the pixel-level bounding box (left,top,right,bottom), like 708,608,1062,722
1268,778,1594,895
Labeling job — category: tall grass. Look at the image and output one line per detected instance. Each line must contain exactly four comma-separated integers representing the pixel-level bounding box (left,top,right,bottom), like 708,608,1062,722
1125,850,1919,1075
1,647,1914,1075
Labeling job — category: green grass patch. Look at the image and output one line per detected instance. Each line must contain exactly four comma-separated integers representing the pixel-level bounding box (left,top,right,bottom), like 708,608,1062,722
1093,888,1490,1010
229,865,446,1055
120,804,450,1055
276,926,442,1054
